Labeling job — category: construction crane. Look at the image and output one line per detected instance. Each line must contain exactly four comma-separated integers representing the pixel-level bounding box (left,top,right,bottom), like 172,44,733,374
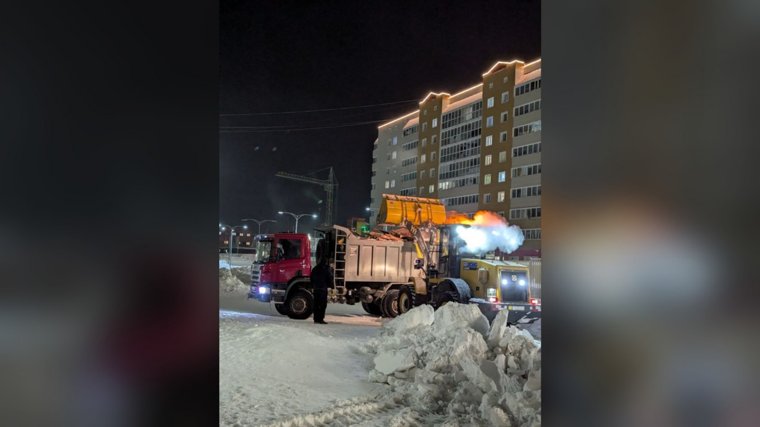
275,167,338,227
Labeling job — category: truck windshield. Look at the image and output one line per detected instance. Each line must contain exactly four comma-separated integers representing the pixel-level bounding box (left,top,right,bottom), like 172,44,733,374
500,270,530,302
253,240,273,263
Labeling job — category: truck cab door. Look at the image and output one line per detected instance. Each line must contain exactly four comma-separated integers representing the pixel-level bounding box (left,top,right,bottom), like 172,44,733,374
274,237,309,282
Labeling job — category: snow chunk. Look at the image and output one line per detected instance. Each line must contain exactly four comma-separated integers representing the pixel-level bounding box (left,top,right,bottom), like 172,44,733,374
383,304,434,334
433,302,490,336
374,348,416,375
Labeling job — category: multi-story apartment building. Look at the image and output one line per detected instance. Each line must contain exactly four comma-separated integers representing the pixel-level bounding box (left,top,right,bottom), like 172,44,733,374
370,59,541,258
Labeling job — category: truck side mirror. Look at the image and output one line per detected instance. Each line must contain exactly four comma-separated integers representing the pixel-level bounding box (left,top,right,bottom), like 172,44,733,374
414,258,424,269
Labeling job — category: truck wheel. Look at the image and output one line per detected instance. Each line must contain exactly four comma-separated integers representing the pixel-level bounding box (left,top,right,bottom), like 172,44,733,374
381,289,400,318
434,278,470,308
398,286,416,314
286,289,313,320
362,302,382,316
274,303,289,316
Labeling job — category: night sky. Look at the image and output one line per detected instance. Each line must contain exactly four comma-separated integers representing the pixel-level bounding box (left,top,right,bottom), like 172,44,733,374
220,0,540,234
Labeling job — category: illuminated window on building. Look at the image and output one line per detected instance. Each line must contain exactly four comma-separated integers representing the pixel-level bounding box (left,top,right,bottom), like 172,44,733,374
513,121,541,137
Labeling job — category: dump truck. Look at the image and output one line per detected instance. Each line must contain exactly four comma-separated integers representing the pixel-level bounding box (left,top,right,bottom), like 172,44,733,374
248,194,541,324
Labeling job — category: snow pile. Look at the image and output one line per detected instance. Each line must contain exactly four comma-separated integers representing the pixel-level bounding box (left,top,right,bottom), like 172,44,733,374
365,304,541,426
219,267,249,293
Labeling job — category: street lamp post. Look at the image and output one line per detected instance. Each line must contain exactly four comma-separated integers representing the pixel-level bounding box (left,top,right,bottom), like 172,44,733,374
277,211,317,233
241,218,277,235
219,223,248,267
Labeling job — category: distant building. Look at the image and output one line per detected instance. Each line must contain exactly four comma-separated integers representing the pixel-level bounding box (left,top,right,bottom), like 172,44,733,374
219,229,255,253
369,59,541,258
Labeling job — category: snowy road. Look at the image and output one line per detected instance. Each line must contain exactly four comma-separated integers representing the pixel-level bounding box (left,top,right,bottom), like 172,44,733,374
220,292,388,426
219,268,541,426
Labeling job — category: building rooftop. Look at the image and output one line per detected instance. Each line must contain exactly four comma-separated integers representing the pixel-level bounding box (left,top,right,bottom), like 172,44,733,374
377,58,540,128
516,67,541,84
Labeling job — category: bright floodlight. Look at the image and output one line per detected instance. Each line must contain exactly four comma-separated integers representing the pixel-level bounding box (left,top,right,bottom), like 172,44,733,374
312,214,318,218
365,207,370,211
243,225,248,229
221,226,226,231
277,211,284,214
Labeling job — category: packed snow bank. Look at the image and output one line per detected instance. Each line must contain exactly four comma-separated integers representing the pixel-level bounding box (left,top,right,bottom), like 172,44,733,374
219,267,249,293
364,303,541,426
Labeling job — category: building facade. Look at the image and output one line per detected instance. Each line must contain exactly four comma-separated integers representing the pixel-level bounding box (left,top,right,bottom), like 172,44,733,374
370,59,541,258
219,229,255,253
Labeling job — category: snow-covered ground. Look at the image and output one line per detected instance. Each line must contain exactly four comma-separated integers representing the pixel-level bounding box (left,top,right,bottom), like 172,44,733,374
220,254,255,269
220,268,541,426
220,302,385,426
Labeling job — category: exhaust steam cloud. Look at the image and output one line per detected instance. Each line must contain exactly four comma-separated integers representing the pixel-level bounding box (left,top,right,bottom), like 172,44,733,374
447,211,525,254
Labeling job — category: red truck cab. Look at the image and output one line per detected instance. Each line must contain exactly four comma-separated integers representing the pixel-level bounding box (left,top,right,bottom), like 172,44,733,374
248,233,312,303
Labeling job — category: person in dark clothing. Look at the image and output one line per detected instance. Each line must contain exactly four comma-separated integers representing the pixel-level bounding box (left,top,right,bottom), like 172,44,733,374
310,257,332,324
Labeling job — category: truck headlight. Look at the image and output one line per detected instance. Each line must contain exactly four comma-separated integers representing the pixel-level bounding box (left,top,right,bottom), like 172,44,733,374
501,279,508,285
518,279,526,286
258,286,270,294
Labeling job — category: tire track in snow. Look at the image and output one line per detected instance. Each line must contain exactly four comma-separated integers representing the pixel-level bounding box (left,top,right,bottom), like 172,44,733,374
261,393,429,427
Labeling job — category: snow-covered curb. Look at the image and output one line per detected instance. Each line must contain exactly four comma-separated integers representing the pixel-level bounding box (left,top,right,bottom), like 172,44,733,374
363,303,541,426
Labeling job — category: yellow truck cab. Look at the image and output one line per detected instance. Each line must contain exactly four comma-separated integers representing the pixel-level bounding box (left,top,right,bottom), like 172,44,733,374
458,258,540,322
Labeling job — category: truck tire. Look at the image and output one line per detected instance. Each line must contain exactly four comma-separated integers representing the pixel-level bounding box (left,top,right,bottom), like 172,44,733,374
274,303,289,316
286,289,313,320
362,302,382,316
398,286,416,314
434,278,471,307
381,289,400,318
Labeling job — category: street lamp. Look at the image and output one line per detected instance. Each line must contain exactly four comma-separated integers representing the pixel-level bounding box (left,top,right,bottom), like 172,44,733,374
242,218,277,235
219,223,248,267
277,211,317,233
